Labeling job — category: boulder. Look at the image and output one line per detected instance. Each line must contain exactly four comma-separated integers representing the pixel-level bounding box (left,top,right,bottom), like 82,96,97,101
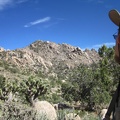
33,100,57,120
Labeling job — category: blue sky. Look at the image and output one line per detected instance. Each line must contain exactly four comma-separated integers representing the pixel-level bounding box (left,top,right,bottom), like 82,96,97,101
0,0,120,50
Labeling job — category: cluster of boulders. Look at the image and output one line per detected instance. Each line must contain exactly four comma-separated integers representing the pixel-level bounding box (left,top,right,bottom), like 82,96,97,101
33,100,81,120
33,100,111,120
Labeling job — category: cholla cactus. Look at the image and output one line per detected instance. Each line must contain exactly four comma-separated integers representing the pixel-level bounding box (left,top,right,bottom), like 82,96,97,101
20,76,49,105
0,75,19,101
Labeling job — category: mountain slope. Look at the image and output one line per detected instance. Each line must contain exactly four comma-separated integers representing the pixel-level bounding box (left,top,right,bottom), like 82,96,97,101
0,40,100,74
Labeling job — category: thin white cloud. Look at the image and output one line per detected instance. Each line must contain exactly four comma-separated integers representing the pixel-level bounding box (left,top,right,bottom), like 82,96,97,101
82,42,115,51
44,22,58,28
24,17,51,28
0,0,28,10
16,0,28,4
0,0,13,10
93,42,115,48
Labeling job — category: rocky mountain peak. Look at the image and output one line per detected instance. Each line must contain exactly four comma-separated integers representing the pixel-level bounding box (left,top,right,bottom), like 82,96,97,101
0,40,101,73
